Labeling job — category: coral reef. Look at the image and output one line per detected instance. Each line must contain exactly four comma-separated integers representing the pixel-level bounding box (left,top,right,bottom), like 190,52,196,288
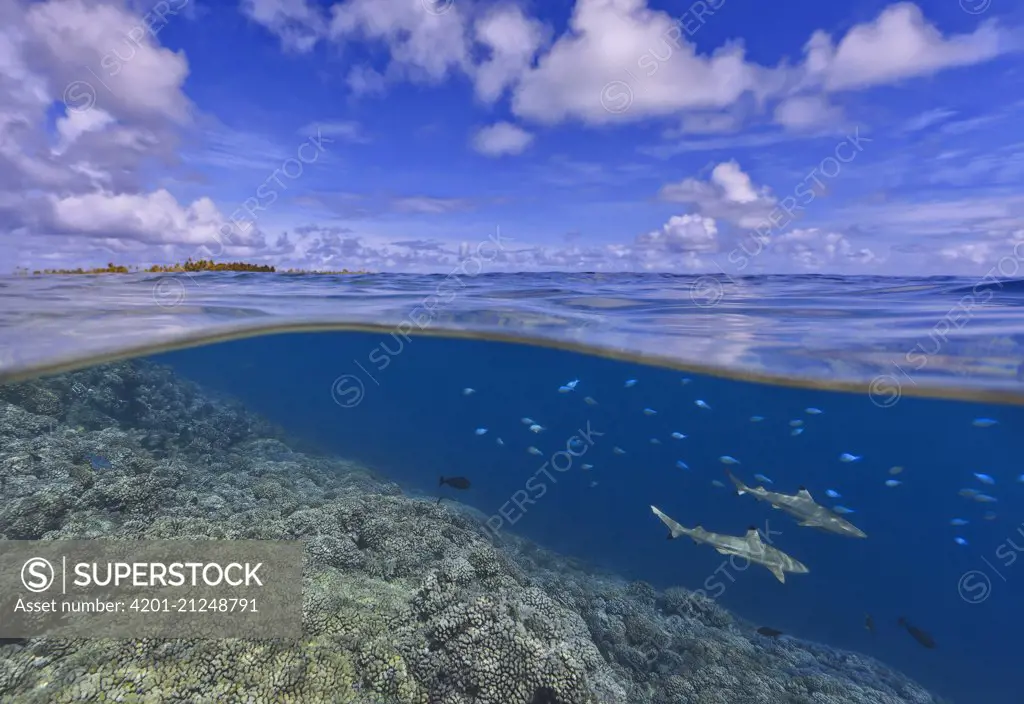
0,361,945,703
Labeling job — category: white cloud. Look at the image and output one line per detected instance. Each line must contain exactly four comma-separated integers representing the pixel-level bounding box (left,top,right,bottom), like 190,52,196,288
773,95,844,131
328,0,471,83
47,189,263,249
636,213,719,253
769,228,877,269
658,161,778,228
240,0,325,53
472,5,548,103
803,2,1016,92
301,121,369,143
472,122,534,157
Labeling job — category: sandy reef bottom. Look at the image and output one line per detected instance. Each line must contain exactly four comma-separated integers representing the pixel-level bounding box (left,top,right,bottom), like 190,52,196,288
0,361,946,703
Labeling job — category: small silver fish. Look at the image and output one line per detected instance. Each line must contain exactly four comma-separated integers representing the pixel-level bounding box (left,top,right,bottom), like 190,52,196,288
754,473,773,484
833,506,856,514
750,415,764,422
581,464,594,470
954,537,969,546
825,489,841,499
984,511,998,521
839,453,861,463
711,480,726,488
527,446,543,456
564,379,580,390
613,447,626,455
973,493,998,503
805,408,823,415
589,480,599,488
972,418,997,428
568,437,585,452
521,417,535,425
643,408,657,415
496,438,504,446
719,455,740,465
973,472,995,485
885,479,902,487
680,378,692,385
624,379,637,387
789,419,804,427
474,427,488,435
791,428,804,436
949,518,969,526
649,438,661,445
584,396,598,406
959,488,978,498
676,460,689,470
558,385,574,393
462,388,476,396
529,424,544,433
695,400,710,409
670,432,687,440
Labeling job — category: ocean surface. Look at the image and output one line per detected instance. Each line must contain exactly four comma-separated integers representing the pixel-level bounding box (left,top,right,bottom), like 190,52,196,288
3,271,1024,703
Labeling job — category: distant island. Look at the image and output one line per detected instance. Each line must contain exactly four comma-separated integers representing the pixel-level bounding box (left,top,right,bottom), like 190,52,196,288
12,258,367,275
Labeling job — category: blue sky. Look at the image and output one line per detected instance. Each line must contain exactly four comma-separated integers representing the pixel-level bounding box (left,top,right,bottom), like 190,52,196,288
1,0,1023,273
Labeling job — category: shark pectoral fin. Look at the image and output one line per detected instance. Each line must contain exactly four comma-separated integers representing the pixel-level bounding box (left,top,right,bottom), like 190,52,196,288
768,565,786,583
714,547,730,555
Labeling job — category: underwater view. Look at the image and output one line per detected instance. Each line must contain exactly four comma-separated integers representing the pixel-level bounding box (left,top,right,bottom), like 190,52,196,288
3,271,1024,703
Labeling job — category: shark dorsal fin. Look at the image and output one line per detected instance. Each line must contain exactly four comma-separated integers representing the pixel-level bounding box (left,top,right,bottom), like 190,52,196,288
745,527,762,546
797,487,813,500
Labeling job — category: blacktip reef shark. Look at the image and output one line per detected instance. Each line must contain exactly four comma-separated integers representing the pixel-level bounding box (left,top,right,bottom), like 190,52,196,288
725,470,868,539
650,505,810,584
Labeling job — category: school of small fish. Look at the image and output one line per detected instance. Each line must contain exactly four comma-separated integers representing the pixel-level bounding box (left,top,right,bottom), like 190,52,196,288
461,375,1006,605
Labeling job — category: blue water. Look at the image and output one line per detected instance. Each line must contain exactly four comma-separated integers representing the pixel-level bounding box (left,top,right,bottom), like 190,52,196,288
153,329,1024,704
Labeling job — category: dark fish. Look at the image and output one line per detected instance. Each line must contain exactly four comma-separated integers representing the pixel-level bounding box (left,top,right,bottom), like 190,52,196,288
898,617,935,649
440,476,471,490
756,626,783,638
865,613,874,635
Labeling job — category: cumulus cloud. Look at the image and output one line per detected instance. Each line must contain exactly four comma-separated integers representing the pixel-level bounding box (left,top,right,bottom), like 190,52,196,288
773,95,844,131
0,0,267,264
636,214,719,254
658,161,778,228
769,228,877,269
803,3,1017,92
472,122,534,157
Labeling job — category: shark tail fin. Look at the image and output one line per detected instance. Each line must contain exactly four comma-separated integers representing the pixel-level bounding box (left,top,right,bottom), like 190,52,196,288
725,470,746,495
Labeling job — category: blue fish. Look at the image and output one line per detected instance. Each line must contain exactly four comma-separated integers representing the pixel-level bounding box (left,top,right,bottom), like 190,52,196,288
649,438,661,445
789,419,804,427
754,473,773,484
791,428,804,436
474,427,488,435
973,472,995,485
885,479,902,487
670,432,687,440
695,400,710,409
833,506,856,514
805,407,823,415
825,489,841,499
462,388,476,396
954,537,969,546
643,408,657,416
949,518,969,526
719,455,740,465
749,415,764,422
84,454,111,470
584,396,598,406
680,378,692,385
676,460,690,470
496,438,504,446
839,453,861,463
624,379,637,388
972,418,997,428
613,447,626,455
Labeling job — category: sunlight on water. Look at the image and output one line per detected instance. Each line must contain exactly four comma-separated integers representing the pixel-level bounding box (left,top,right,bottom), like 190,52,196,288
1,327,1020,703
